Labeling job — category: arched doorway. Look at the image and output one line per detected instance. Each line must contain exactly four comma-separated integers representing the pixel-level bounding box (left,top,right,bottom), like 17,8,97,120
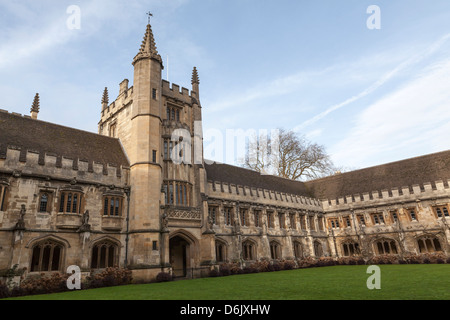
169,236,190,278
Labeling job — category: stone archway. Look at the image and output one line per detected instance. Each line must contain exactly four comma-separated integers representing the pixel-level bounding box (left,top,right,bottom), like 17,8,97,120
169,230,199,278
169,236,189,277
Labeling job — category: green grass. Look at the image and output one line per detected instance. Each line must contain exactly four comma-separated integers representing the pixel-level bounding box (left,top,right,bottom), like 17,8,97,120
6,265,450,300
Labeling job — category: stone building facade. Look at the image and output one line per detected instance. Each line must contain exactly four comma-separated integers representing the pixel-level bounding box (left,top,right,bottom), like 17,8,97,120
0,23,449,283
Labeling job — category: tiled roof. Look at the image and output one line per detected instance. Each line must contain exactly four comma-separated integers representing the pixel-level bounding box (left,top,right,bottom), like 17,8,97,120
205,150,450,201
204,161,311,196
304,150,450,200
0,110,129,167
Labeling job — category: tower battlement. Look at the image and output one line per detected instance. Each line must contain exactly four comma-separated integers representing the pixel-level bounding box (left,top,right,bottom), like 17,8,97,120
162,80,193,104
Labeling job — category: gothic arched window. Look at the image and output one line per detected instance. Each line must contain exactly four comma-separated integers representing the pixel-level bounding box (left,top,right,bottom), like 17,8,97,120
293,241,303,259
374,239,398,255
270,241,281,260
215,240,227,263
314,241,323,257
342,242,360,256
91,241,118,269
242,240,256,261
30,240,64,272
417,236,442,253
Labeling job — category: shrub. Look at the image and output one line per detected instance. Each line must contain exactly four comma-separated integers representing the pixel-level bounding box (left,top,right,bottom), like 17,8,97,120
421,252,447,264
337,257,362,266
357,258,366,265
87,267,133,288
298,257,317,268
250,260,270,273
403,254,422,264
155,272,173,283
367,255,399,265
0,284,10,299
219,264,231,276
316,257,336,267
242,266,258,274
209,269,220,277
281,260,296,270
18,272,70,296
219,262,242,276
268,262,281,272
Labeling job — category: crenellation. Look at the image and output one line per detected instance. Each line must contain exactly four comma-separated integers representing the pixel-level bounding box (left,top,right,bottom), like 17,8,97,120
391,188,399,197
322,179,450,215
412,184,421,194
78,160,88,172
371,190,379,199
162,80,193,104
361,192,369,201
423,182,433,191
435,180,445,190
0,147,128,186
172,83,180,93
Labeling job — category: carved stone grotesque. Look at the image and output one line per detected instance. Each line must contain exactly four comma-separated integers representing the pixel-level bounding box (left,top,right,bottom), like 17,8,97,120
78,210,91,232
14,205,26,230
161,212,169,231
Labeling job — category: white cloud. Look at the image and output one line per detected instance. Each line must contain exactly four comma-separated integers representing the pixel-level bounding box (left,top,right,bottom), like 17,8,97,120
330,56,450,168
294,33,450,132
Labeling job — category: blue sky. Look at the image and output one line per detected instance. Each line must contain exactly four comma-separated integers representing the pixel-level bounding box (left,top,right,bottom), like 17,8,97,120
1,0,450,172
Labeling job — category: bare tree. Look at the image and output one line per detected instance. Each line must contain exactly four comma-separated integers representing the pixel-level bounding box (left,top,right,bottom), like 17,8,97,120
242,128,336,181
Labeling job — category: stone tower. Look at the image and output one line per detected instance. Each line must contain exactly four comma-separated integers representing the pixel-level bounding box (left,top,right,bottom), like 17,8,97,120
127,23,164,266
97,22,215,278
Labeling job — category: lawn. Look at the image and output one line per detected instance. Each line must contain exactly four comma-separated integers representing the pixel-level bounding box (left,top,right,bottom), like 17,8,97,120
5,265,450,300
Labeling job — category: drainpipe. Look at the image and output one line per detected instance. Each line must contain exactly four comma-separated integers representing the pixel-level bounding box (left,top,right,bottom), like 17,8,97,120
124,187,131,268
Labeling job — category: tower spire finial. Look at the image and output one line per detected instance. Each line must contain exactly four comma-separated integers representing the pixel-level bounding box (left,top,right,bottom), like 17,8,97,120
147,11,153,24
102,87,109,109
30,93,40,119
132,16,163,67
191,67,200,85
191,67,200,101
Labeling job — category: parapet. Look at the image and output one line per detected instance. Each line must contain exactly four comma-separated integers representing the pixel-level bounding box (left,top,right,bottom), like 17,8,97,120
101,86,134,122
321,179,450,211
207,179,323,211
162,80,193,104
0,146,129,186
